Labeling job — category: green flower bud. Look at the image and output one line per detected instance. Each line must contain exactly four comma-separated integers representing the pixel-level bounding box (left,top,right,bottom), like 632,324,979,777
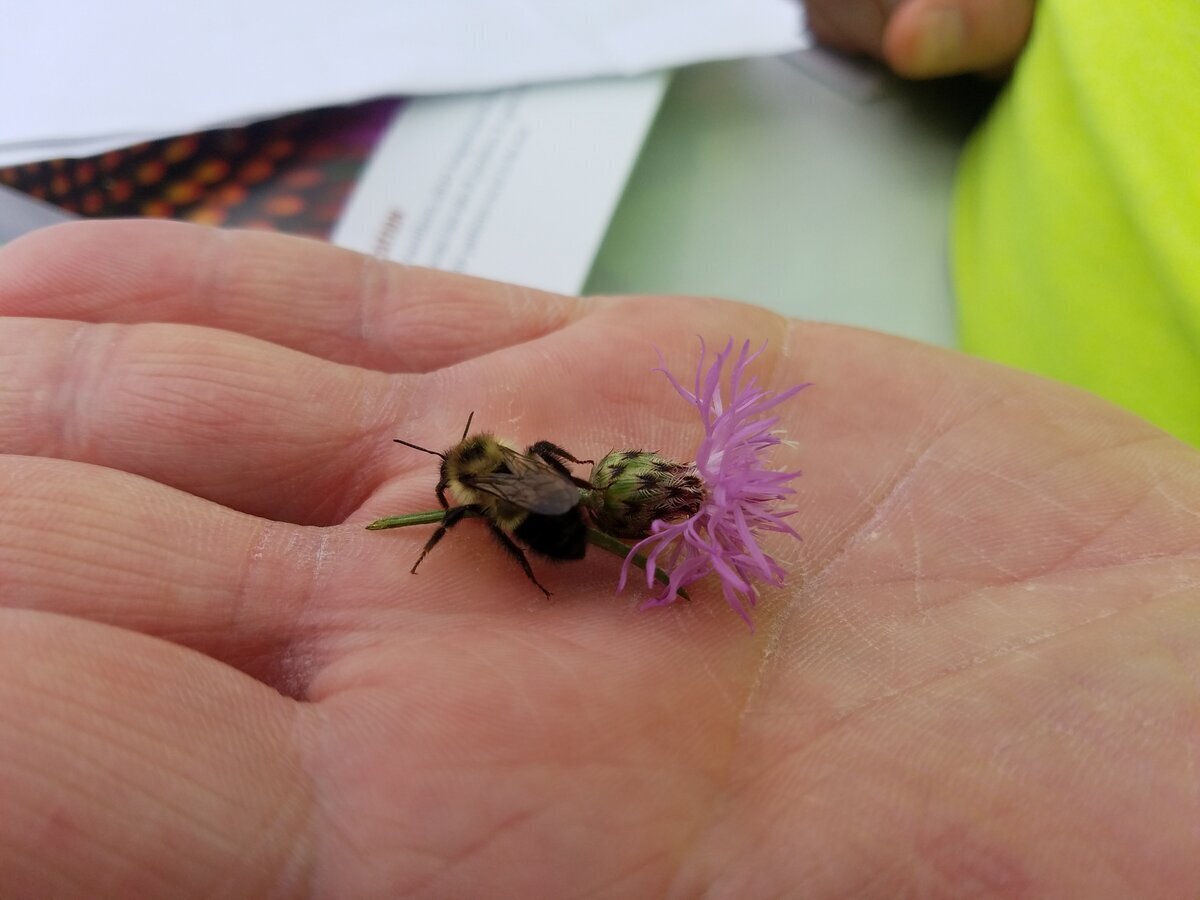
585,450,705,539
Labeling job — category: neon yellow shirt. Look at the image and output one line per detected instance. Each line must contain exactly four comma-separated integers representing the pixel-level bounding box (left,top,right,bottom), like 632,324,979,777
954,1,1200,445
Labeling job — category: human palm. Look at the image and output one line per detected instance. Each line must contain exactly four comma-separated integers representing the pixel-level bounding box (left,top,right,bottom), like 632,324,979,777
2,221,1198,898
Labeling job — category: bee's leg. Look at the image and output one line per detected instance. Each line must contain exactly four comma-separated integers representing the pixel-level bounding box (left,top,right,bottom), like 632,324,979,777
411,504,472,574
528,441,593,469
485,522,552,598
528,441,594,488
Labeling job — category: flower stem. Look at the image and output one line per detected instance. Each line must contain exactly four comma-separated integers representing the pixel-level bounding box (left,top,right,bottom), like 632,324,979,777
366,509,454,530
586,528,688,600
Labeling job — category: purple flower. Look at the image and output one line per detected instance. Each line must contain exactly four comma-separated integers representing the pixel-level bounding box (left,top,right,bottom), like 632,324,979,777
617,338,809,627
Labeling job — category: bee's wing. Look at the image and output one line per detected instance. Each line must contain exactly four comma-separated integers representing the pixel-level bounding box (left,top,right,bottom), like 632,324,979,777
469,449,582,515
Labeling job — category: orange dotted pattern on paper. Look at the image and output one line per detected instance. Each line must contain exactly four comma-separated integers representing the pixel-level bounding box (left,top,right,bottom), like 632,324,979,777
0,100,400,239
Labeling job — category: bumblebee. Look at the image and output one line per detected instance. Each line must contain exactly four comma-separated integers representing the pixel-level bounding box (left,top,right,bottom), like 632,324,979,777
395,413,593,596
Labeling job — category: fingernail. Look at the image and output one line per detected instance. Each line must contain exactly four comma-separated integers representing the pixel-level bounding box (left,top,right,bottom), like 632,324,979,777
912,8,966,74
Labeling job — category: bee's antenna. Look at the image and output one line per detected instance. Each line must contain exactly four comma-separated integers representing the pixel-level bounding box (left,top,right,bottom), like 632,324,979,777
461,411,475,442
393,438,445,459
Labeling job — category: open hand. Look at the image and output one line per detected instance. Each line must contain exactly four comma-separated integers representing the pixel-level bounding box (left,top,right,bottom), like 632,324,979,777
2,221,1198,897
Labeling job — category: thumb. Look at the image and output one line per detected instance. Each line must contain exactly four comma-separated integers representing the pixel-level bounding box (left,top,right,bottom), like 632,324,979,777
883,0,1034,78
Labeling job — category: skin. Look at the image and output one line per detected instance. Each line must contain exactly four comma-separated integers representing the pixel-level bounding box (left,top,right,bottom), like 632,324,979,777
1,220,1199,898
803,0,1035,78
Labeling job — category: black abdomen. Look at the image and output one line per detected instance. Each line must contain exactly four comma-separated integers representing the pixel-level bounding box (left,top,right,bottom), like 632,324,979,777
515,511,587,560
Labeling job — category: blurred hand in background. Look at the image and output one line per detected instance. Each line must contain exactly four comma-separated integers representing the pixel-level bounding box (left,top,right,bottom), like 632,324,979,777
804,0,1034,77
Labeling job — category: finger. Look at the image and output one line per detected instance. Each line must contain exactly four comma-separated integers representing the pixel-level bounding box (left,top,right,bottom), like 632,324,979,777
805,0,901,57
0,455,335,681
0,454,622,669
0,609,314,895
0,219,583,373
0,315,399,523
884,0,1034,78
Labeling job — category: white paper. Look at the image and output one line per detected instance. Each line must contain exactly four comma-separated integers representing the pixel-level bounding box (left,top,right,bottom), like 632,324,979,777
332,74,668,295
0,1,806,165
